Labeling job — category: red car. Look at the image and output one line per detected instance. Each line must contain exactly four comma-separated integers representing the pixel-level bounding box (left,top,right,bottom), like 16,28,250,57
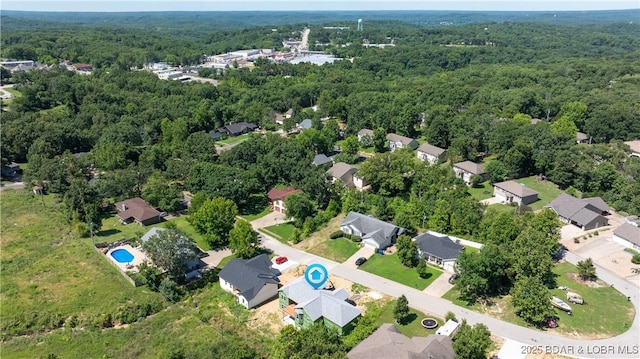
275,256,288,265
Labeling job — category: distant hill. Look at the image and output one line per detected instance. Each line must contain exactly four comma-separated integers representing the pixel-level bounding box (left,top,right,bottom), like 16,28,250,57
2,9,638,33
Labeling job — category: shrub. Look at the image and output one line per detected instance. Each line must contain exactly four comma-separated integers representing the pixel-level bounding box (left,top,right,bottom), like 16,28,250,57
159,278,181,302
416,260,429,278
594,231,599,236
349,234,362,242
632,253,640,265
574,238,580,243
445,311,458,322
71,221,89,237
330,230,344,239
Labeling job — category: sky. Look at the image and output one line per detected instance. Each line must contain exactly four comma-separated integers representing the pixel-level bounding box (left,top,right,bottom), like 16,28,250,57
2,0,639,12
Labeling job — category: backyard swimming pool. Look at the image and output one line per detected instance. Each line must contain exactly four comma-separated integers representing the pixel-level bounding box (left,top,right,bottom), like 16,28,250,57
110,248,135,263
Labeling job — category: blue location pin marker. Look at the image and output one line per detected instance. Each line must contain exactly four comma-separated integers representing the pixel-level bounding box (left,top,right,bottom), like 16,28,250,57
304,263,329,289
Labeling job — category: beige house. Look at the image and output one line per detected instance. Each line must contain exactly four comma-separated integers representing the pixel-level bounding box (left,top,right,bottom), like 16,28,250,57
326,162,367,190
452,161,486,186
417,143,446,164
386,133,419,152
493,180,539,206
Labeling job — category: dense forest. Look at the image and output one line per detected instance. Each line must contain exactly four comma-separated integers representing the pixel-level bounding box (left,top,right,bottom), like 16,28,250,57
1,11,640,357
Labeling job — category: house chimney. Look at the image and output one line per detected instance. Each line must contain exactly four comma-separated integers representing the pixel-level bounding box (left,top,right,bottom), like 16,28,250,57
122,203,128,211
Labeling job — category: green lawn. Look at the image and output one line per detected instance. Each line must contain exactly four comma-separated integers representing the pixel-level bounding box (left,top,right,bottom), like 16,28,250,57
239,207,270,221
443,262,634,337
514,176,564,210
468,181,493,201
359,253,443,290
96,215,211,250
216,133,251,146
308,238,360,263
373,301,442,337
260,223,296,243
486,203,517,213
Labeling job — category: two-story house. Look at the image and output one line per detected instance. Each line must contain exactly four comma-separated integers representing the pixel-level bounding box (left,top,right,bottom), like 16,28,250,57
267,187,303,214
416,143,446,165
386,133,419,152
452,161,486,186
326,162,368,190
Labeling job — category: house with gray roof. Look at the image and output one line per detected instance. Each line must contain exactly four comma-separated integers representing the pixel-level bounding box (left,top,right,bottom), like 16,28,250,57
279,278,361,335
217,122,258,137
340,212,404,249
413,232,464,272
613,222,640,250
452,161,486,186
545,193,609,230
493,180,539,206
313,154,333,167
326,162,367,190
386,133,419,152
219,254,279,309
417,143,446,165
348,323,454,359
357,128,374,145
576,132,590,144
297,119,313,131
141,227,166,243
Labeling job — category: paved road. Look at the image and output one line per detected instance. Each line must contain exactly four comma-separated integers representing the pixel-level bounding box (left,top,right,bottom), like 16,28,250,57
300,28,310,51
261,235,640,358
0,182,25,191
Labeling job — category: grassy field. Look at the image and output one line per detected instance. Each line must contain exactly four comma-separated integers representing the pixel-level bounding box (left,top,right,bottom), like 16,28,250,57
443,262,634,337
514,176,564,210
261,223,296,243
0,190,162,337
308,238,360,263
373,300,442,337
468,181,494,201
0,190,274,357
360,253,443,290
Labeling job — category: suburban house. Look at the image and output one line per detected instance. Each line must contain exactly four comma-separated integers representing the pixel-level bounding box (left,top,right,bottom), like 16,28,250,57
326,162,367,190
386,133,419,152
612,217,640,250
348,323,455,359
416,143,446,165
279,278,361,335
267,187,303,214
357,129,374,144
493,180,539,206
413,232,464,272
313,154,333,167
576,132,590,144
546,193,610,230
340,212,405,249
219,254,279,309
297,119,313,131
217,122,258,137
208,131,222,141
624,140,640,158
115,197,162,226
452,161,486,186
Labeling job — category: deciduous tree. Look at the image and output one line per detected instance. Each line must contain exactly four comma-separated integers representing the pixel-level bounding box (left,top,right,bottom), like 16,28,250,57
189,197,238,247
229,220,257,259
142,228,198,279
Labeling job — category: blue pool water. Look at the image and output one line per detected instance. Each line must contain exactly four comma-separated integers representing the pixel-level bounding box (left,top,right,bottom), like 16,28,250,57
110,248,135,263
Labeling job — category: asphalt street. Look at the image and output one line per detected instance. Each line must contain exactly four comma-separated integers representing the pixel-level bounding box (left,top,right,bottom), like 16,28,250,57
260,235,640,359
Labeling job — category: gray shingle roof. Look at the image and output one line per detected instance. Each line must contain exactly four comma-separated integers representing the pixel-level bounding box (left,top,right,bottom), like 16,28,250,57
414,232,464,260
327,162,358,184
494,180,538,198
614,223,640,246
358,129,374,137
546,194,609,226
141,227,167,242
313,154,333,166
341,212,405,247
281,278,361,327
386,133,418,147
417,143,446,156
219,254,278,301
298,119,313,129
453,161,485,175
348,323,455,359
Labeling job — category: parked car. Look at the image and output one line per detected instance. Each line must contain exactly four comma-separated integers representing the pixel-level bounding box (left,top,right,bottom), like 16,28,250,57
448,274,459,284
355,257,367,266
545,316,558,328
275,256,288,265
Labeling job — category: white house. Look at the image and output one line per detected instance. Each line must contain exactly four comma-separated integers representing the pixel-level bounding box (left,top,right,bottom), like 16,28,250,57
413,232,464,272
493,180,539,206
386,133,419,152
326,162,368,190
357,129,374,145
218,254,279,309
416,143,446,165
452,161,486,186
612,217,640,250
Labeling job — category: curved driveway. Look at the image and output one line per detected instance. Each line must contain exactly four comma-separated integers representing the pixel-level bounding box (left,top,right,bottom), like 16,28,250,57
259,234,639,358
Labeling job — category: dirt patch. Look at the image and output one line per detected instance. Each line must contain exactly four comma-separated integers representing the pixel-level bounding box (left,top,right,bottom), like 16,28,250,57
565,273,603,288
249,298,284,334
295,214,345,251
